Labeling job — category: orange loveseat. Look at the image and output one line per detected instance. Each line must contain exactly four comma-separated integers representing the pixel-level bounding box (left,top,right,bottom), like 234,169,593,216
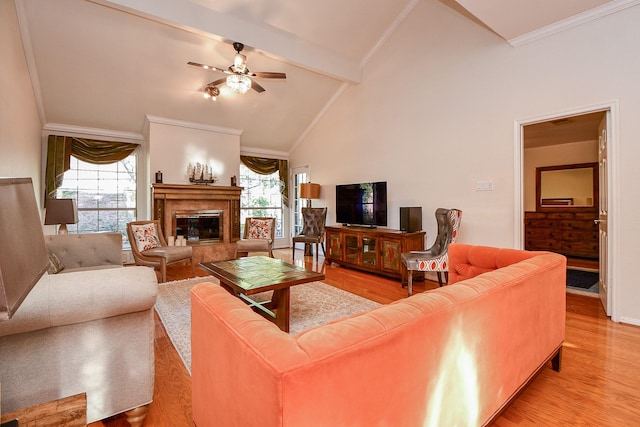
191,244,566,426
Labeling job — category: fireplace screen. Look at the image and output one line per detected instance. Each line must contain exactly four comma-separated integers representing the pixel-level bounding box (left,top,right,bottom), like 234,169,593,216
175,210,223,243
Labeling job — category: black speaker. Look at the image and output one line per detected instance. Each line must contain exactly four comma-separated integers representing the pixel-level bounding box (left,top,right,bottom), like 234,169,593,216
400,207,422,232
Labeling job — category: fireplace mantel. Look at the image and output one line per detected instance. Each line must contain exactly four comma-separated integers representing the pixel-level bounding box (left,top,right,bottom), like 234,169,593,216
152,184,243,263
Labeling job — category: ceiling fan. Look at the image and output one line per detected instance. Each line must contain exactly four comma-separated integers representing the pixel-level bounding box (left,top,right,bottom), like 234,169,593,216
188,42,286,96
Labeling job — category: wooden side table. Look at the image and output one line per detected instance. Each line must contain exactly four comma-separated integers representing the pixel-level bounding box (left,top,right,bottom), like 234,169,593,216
1,393,86,427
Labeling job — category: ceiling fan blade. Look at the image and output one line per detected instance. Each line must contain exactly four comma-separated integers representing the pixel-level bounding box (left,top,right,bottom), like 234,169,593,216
251,80,266,93
188,61,230,74
251,72,286,79
206,77,227,87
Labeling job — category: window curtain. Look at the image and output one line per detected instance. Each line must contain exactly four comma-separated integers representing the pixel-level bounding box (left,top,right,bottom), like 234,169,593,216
240,155,289,207
45,135,139,201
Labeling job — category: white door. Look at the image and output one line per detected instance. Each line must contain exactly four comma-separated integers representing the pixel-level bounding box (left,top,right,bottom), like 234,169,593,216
598,118,610,314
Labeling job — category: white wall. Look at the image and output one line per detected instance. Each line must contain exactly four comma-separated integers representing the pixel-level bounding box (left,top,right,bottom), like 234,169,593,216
0,0,43,207
147,117,241,188
291,2,640,323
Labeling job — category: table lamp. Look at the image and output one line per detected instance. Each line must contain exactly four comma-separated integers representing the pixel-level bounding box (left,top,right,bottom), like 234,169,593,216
45,198,78,234
299,183,320,208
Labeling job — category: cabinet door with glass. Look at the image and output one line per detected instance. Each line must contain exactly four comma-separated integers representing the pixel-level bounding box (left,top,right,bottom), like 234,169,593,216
360,236,377,267
343,233,378,268
343,234,360,264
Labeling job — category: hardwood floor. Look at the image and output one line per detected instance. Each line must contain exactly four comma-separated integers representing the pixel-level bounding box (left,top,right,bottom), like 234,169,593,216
91,249,640,426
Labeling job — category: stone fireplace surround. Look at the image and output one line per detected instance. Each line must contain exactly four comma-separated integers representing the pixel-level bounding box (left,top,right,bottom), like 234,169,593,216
152,184,242,264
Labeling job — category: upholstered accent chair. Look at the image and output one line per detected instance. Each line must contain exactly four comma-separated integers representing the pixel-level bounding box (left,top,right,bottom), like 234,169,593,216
292,207,327,261
235,217,276,258
401,208,462,295
127,220,194,283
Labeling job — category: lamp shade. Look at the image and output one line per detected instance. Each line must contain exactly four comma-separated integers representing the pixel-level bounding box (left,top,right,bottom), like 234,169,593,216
299,183,321,199
44,198,78,230
0,178,49,320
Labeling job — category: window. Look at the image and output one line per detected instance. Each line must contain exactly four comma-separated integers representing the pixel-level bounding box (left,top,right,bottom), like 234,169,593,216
239,164,283,238
56,154,137,246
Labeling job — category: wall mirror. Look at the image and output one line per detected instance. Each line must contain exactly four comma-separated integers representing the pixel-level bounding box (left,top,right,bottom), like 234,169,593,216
536,162,598,211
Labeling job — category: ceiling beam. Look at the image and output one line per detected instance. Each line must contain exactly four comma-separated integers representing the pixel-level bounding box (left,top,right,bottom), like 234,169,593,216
90,0,362,83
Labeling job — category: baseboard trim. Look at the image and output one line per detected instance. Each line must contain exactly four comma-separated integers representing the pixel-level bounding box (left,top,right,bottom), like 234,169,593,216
619,316,640,327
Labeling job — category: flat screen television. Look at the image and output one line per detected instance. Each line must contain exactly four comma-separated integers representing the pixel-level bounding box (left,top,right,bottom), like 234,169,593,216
336,181,387,227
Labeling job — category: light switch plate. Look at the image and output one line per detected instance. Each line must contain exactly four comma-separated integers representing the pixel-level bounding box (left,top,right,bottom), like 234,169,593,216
476,180,494,191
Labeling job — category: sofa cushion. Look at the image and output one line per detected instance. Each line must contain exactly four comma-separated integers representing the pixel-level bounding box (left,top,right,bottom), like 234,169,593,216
131,223,161,251
142,245,192,262
45,233,123,269
60,265,121,274
47,249,64,274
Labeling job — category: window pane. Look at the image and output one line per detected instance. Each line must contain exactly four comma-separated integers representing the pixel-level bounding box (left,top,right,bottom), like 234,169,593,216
293,172,308,236
57,153,137,247
239,164,283,238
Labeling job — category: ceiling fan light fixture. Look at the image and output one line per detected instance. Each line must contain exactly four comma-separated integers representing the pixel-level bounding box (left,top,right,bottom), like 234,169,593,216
226,74,251,94
203,85,219,101
233,53,247,71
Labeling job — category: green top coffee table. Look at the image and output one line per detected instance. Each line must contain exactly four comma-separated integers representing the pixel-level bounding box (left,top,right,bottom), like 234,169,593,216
199,256,325,332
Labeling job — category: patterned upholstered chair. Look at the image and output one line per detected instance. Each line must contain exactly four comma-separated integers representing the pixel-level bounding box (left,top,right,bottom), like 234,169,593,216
401,208,462,295
127,219,194,283
292,207,327,261
235,217,276,258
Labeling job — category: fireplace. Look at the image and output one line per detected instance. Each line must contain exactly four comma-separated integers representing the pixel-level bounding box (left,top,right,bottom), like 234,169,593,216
153,184,242,263
175,210,223,243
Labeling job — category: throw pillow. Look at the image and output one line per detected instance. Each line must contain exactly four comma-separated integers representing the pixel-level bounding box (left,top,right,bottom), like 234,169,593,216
131,223,161,251
47,249,64,274
247,219,272,239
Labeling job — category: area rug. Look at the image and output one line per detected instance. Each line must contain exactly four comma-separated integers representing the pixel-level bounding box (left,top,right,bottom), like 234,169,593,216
567,268,599,293
154,276,381,374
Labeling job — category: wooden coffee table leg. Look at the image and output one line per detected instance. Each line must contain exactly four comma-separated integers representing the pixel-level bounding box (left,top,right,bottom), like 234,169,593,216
272,288,291,332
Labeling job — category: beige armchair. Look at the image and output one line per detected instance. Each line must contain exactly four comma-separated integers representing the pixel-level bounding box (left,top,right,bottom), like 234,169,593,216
127,220,194,283
235,217,276,258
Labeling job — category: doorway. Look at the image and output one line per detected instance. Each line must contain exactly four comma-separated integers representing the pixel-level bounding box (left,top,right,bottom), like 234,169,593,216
515,103,617,318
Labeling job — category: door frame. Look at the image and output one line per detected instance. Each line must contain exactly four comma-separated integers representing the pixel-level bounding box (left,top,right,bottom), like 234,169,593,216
290,164,310,250
513,100,620,321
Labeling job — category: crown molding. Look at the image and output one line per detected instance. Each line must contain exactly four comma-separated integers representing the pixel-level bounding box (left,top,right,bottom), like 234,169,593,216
240,146,289,159
42,123,144,142
145,115,243,136
509,0,640,47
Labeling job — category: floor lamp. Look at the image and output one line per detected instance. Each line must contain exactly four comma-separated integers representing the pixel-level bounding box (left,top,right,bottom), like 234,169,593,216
299,183,320,208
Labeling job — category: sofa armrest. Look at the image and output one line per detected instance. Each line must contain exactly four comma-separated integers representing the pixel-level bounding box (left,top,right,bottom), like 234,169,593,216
45,233,123,270
0,266,157,337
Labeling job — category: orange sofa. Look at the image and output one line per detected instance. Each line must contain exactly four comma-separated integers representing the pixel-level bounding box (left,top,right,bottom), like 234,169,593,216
191,244,566,426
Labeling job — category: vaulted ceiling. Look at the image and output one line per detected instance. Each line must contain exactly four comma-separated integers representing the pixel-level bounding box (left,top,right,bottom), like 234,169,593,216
15,0,629,153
